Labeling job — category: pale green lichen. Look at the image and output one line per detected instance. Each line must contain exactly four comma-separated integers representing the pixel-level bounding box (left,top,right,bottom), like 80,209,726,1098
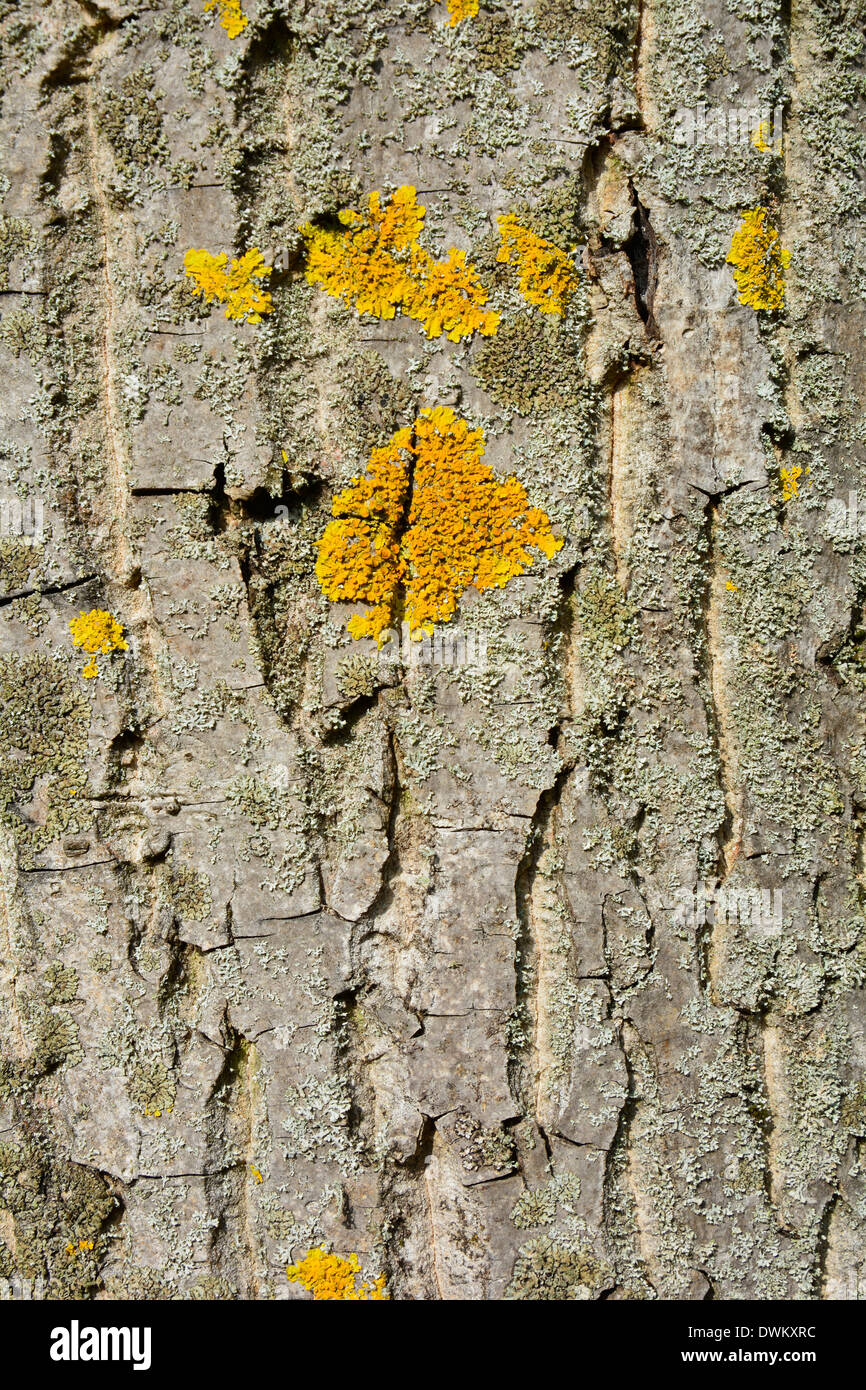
0,652,92,863
506,1236,612,1300
127,1059,176,1117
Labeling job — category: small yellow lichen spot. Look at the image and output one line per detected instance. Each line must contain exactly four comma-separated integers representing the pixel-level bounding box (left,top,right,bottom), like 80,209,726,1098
204,0,249,39
750,121,771,154
497,215,578,315
447,0,480,24
726,206,790,314
250,1165,263,1183
725,580,739,593
315,407,561,642
184,247,273,323
286,1247,388,1301
69,609,129,680
780,465,802,502
67,1239,94,1256
301,186,497,343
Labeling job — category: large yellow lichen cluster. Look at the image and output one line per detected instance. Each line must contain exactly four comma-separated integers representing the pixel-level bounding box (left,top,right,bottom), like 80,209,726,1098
69,609,129,680
204,0,249,39
316,407,561,642
497,215,578,315
447,0,480,23
726,207,790,313
316,428,410,642
183,248,273,323
286,1247,388,1301
302,186,499,343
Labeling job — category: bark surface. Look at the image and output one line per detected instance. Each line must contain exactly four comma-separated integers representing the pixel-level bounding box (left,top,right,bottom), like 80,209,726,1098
0,0,865,1300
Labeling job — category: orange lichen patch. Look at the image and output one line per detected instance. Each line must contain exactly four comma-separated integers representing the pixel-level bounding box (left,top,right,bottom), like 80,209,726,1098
496,215,578,314
406,245,498,342
301,188,418,321
301,186,498,342
204,0,249,39
286,1247,388,1301
183,248,273,323
403,408,562,629
316,430,411,642
447,0,480,23
726,206,790,314
69,609,129,680
315,407,561,641
346,184,426,253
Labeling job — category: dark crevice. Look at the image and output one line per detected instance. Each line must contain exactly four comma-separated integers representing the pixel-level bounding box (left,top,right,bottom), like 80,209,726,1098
694,490,737,885
358,724,403,922
601,1023,655,1295
131,486,208,497
406,1115,436,1173
334,986,374,1168
107,723,146,788
815,585,866,687
622,183,659,338
812,1192,839,1298
0,573,98,609
511,755,573,1112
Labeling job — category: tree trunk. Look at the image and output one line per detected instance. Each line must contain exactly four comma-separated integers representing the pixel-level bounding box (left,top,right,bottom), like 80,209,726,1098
1,0,864,1301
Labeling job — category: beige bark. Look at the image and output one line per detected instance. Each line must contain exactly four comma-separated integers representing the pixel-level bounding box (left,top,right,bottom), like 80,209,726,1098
0,0,865,1300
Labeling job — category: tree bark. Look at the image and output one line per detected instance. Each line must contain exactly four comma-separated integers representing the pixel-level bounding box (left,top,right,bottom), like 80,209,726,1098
1,0,865,1300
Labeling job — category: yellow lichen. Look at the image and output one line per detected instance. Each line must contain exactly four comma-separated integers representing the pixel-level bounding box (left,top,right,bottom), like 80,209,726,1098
405,245,499,341
69,609,129,680
780,464,809,501
315,407,562,642
447,0,480,23
183,247,273,323
204,0,249,39
286,1247,388,1301
749,119,782,156
301,186,498,343
726,207,790,314
496,215,578,315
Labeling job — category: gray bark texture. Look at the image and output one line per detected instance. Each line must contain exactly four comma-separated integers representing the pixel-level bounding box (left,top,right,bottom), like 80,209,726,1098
0,0,865,1302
